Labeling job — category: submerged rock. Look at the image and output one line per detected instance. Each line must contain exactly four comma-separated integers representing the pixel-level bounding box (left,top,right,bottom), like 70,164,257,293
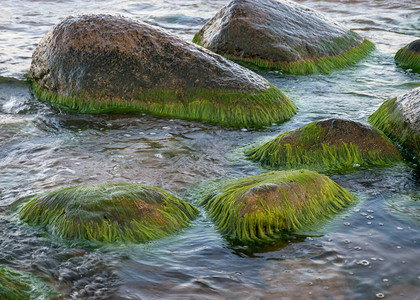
193,0,374,75
369,87,420,162
19,183,199,243
27,14,296,127
0,264,54,299
201,170,354,243
246,118,402,172
394,39,420,73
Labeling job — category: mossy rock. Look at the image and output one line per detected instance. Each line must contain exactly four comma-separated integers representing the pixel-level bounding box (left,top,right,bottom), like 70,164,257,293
246,118,402,172
201,170,354,243
19,183,199,243
369,87,420,162
0,265,54,300
193,0,374,75
27,14,296,127
394,39,420,73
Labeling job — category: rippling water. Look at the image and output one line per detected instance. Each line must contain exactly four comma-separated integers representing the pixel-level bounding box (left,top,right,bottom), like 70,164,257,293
1,0,419,299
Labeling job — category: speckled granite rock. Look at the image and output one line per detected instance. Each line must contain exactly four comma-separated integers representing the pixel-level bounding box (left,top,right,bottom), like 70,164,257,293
193,0,374,74
27,14,296,127
395,39,420,73
369,87,420,161
246,118,402,172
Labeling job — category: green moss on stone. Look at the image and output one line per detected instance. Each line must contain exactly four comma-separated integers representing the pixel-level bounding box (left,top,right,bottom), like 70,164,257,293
31,82,296,128
222,39,375,75
0,265,54,300
201,170,354,243
19,183,199,243
394,46,420,72
369,97,420,160
192,33,201,46
246,120,402,172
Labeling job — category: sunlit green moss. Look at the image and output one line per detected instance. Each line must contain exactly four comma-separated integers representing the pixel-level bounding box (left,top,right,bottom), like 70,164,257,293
201,170,354,243
19,183,199,243
246,120,402,172
369,97,420,161
194,37,374,75
0,265,55,300
394,46,420,73
30,82,296,128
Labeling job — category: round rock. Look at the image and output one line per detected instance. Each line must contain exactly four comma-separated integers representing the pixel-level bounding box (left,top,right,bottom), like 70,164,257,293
246,118,402,172
193,0,374,74
19,183,199,243
27,14,296,127
394,39,420,73
201,170,354,243
369,87,420,161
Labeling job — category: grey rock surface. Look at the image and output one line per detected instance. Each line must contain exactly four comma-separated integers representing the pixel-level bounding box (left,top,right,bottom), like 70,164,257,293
195,0,364,63
395,87,420,136
28,14,273,100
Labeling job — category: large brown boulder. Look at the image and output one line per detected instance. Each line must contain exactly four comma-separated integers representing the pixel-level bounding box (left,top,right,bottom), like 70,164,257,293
369,87,420,162
246,118,402,172
27,14,296,127
193,0,374,75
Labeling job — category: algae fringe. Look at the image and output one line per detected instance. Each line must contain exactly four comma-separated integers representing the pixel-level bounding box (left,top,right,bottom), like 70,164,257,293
245,121,402,172
0,265,55,300
194,37,375,75
201,170,354,243
394,46,420,72
30,82,296,128
19,183,199,243
369,97,420,160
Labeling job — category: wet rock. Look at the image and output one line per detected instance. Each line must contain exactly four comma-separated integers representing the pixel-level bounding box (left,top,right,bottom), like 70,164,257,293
27,14,296,127
201,170,354,243
246,118,402,172
369,87,420,162
394,39,420,72
0,264,54,299
19,183,199,243
193,0,374,75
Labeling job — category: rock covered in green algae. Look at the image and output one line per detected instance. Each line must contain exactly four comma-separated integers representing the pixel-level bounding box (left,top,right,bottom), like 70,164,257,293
246,118,402,172
394,39,420,72
27,14,296,127
201,170,354,243
193,0,374,75
0,265,54,300
19,183,199,243
369,87,420,162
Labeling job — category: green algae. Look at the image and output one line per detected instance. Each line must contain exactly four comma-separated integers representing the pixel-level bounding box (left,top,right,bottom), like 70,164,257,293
194,37,374,75
245,120,402,173
30,82,296,128
201,170,354,243
394,46,420,73
19,183,199,243
0,265,55,300
369,97,420,161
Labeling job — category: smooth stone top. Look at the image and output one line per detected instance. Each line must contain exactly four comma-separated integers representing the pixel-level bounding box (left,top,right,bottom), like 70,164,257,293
28,14,271,100
395,87,420,135
195,0,363,63
406,39,420,53
283,118,399,154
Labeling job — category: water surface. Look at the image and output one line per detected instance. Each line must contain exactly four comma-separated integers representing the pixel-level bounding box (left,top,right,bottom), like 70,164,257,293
0,0,419,299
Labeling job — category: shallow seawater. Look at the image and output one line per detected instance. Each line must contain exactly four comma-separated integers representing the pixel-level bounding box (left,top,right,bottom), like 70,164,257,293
1,0,420,299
